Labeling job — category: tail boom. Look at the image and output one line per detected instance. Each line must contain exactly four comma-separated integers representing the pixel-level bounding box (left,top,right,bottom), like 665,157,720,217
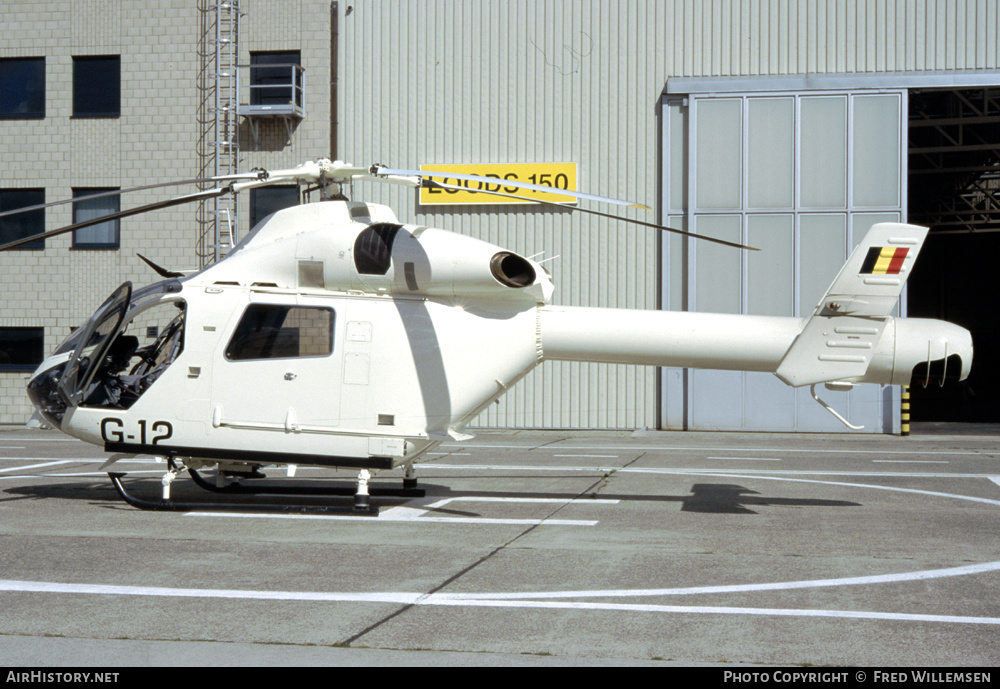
538,307,801,371
537,306,972,388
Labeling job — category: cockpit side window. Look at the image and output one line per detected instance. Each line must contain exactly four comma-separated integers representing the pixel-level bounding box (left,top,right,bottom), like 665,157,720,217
225,305,334,361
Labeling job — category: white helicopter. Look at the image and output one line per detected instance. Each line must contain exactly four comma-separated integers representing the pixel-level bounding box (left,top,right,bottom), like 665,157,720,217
1,159,973,514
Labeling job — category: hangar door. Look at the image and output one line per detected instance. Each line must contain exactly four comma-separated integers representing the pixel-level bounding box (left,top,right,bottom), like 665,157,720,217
661,90,906,432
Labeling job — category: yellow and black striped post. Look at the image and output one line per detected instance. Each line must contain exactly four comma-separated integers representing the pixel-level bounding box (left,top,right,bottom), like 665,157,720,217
901,385,910,437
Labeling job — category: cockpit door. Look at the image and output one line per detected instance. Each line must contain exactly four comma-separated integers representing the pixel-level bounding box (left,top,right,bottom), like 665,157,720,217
58,282,132,407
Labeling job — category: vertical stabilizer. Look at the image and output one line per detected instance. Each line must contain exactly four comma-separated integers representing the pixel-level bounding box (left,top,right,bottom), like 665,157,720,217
775,222,928,387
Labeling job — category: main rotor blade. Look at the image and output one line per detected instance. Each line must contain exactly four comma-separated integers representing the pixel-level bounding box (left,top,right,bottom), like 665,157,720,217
0,187,226,252
0,173,261,221
373,166,650,209
421,180,759,251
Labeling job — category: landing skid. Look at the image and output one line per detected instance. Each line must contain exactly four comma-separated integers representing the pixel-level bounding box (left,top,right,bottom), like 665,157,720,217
107,472,380,515
186,467,426,498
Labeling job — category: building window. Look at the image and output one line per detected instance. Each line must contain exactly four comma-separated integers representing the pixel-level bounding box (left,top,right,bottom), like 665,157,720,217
0,58,45,119
72,188,120,249
226,305,334,360
249,51,302,107
0,189,45,250
249,185,299,230
73,56,120,117
0,327,44,372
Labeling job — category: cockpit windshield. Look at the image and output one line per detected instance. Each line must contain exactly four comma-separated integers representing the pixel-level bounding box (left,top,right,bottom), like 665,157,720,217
56,282,133,407
28,280,186,426
79,280,186,410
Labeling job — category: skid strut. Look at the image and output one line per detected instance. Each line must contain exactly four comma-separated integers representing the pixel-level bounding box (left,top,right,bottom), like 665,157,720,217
354,469,372,511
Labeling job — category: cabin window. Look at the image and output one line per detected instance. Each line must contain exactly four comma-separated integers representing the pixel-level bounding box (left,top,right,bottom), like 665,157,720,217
226,305,334,361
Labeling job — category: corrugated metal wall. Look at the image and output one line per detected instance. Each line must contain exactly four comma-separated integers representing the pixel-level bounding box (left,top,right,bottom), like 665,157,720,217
336,0,999,429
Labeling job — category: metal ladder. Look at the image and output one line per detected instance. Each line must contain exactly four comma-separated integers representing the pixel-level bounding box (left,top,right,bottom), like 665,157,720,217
207,1,242,262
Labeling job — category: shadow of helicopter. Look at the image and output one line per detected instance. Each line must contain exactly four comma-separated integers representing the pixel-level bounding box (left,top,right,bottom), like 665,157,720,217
1,476,861,516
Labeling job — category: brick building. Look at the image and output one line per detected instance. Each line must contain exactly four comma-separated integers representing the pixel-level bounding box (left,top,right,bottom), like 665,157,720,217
1,0,331,422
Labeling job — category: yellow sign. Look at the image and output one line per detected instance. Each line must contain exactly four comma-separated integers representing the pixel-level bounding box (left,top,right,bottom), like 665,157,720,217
418,163,577,205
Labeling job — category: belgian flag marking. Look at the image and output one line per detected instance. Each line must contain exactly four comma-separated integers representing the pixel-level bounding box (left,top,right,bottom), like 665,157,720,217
860,246,908,275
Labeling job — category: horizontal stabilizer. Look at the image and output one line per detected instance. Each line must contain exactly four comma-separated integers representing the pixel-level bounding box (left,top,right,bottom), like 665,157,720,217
775,316,887,387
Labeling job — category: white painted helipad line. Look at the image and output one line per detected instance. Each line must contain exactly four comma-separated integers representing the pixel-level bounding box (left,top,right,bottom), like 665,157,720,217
2,561,992,592
11,470,165,478
679,469,996,478
443,443,991,456
438,560,1000,599
185,495,616,526
0,460,76,474
0,457,101,463
682,471,1000,508
0,438,83,442
2,563,998,625
0,579,420,604
0,457,159,464
707,456,781,461
423,463,1000,480
420,599,1000,625
0,469,165,480
184,512,599,526
424,496,619,505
